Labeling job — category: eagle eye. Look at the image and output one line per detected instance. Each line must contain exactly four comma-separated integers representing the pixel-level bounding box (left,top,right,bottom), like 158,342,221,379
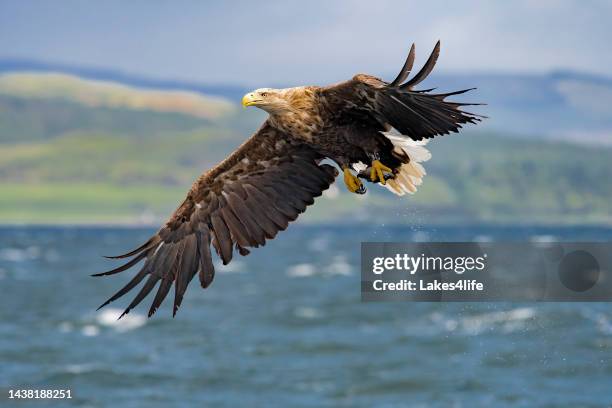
261,92,268,97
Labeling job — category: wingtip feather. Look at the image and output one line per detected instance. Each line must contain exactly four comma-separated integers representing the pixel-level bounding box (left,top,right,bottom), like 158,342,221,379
401,41,441,89
389,43,416,87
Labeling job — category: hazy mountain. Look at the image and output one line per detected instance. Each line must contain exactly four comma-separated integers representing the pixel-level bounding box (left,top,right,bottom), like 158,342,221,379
2,58,612,145
431,71,612,145
0,72,236,142
0,58,247,101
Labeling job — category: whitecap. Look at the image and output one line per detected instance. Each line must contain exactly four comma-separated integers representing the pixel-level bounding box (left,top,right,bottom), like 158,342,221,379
581,309,612,336
595,314,612,335
219,260,246,274
432,307,536,335
64,363,98,374
286,263,317,277
81,325,100,337
294,306,321,319
530,235,557,243
0,247,40,262
430,311,459,332
96,308,146,332
460,307,536,335
324,255,353,276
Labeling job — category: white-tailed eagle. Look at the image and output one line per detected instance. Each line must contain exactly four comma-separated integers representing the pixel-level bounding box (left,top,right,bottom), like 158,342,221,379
95,41,482,317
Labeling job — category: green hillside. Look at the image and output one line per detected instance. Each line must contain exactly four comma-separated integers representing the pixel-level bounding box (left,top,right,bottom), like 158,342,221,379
0,73,236,142
0,73,610,225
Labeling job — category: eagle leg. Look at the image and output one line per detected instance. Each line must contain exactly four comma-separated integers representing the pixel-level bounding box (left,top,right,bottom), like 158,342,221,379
342,166,366,194
369,160,393,185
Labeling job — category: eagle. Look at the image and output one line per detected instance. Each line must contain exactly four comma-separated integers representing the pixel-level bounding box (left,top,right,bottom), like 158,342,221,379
95,41,482,318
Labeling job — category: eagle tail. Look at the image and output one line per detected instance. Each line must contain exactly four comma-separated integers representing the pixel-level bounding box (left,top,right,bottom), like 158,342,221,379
381,128,431,196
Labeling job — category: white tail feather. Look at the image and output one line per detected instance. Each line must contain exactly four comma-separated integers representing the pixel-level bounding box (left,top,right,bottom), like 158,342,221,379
381,128,432,196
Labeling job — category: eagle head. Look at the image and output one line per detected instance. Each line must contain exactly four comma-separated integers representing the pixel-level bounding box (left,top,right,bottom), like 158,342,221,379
242,88,290,114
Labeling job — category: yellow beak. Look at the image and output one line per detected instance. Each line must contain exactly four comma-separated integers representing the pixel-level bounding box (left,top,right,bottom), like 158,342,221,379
242,93,257,108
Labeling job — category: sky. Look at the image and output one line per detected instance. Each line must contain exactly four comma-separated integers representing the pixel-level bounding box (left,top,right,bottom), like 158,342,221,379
1,1,611,86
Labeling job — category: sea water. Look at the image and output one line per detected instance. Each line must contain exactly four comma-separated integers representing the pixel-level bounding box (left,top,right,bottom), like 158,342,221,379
0,225,610,407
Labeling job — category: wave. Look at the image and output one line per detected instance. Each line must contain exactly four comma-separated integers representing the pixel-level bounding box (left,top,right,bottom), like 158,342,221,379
96,308,146,332
0,246,40,262
81,325,100,337
294,306,321,319
286,256,354,278
216,260,246,274
57,308,148,336
430,307,537,335
286,263,316,277
325,255,353,276
580,308,612,336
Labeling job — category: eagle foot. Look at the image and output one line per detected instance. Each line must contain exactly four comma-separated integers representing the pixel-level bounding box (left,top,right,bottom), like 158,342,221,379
357,169,394,181
343,167,366,194
369,160,393,185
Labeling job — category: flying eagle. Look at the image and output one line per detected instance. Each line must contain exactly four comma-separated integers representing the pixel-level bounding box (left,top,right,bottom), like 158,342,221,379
95,41,482,317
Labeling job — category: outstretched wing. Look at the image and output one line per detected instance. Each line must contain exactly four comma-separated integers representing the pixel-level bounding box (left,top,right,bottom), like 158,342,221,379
94,122,338,318
323,41,483,141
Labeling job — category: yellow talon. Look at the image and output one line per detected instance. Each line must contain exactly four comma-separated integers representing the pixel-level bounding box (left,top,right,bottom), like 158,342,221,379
370,160,393,185
343,167,365,194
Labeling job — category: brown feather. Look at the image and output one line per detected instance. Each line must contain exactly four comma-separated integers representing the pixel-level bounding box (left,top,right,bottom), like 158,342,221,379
226,192,266,246
119,274,160,319
244,184,290,229
210,213,233,264
389,43,415,87
173,235,199,316
401,40,440,89
198,229,215,288
220,204,255,247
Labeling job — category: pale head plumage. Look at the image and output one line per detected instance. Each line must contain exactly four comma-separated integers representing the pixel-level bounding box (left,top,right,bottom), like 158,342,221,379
242,88,293,114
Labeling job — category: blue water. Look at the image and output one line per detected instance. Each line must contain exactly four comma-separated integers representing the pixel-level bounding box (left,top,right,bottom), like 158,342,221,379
0,225,611,407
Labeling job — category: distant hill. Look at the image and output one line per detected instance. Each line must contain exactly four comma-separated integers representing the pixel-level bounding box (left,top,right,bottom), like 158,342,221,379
0,69,611,225
0,73,234,119
2,58,612,145
0,58,247,101
429,71,612,145
0,72,236,142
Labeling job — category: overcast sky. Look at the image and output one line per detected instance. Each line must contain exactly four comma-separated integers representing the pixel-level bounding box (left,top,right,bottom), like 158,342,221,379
1,1,610,86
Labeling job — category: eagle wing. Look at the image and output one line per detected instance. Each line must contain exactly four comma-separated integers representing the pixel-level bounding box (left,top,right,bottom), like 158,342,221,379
323,41,482,140
95,121,338,318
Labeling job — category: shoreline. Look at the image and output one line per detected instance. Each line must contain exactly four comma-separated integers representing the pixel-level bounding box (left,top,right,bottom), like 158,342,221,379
2,222,612,230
